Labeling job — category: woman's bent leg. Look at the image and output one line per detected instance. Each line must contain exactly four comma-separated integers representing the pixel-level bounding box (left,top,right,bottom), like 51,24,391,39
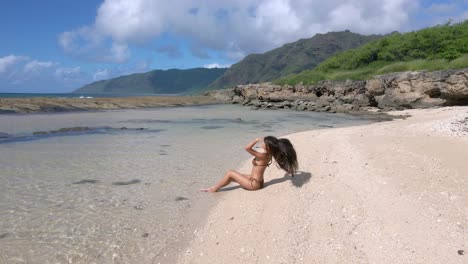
201,170,253,192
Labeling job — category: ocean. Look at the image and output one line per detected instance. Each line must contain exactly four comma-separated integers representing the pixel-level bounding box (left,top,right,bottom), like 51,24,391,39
0,104,387,263
0,93,181,98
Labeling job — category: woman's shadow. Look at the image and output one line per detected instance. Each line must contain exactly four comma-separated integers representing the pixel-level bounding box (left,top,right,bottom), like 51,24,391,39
264,171,312,188
220,171,312,192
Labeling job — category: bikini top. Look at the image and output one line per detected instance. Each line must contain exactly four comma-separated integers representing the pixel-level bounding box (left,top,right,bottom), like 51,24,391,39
252,157,272,167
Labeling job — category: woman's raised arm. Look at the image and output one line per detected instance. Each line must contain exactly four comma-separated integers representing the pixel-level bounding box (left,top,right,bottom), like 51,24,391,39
244,138,264,158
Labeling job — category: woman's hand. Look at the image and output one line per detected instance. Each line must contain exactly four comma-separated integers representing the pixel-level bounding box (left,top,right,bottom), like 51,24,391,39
246,138,262,150
245,137,266,157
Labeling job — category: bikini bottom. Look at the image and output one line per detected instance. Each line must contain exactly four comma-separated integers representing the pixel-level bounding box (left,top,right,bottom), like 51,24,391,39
249,178,264,190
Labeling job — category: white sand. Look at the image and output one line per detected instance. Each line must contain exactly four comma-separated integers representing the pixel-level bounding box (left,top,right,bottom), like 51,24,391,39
181,106,468,264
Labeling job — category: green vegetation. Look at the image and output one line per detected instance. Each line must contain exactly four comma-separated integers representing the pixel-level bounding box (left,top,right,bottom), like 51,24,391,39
74,68,227,94
208,31,381,89
276,21,468,85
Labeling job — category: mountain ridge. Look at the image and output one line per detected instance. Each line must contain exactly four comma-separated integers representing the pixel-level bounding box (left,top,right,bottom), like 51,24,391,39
73,67,228,94
207,31,383,89
74,31,383,94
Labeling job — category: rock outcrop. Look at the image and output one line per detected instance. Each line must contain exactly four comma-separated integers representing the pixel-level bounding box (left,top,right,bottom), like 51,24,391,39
207,68,468,112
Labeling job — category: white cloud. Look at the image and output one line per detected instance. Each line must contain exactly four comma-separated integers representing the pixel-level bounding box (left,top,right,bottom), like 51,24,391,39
95,0,167,43
203,63,230,68
58,26,100,54
109,42,130,62
58,26,130,63
60,0,423,63
0,55,90,92
254,0,302,45
24,60,57,74
0,55,28,74
0,53,153,92
93,69,110,81
55,66,85,84
328,0,416,34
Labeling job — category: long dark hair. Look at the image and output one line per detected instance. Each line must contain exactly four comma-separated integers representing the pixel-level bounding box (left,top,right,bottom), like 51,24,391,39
264,136,298,175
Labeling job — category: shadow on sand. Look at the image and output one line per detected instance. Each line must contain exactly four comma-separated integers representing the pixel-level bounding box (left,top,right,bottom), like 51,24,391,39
264,171,312,188
219,171,312,192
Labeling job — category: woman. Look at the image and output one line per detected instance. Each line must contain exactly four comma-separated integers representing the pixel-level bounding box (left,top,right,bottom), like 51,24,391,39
200,136,298,192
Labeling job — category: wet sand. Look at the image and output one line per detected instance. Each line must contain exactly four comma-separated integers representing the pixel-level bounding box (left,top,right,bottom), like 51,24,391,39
0,96,220,113
181,106,468,264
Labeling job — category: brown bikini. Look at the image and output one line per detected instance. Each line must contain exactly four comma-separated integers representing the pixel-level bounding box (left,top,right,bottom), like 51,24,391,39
249,177,264,189
250,157,271,189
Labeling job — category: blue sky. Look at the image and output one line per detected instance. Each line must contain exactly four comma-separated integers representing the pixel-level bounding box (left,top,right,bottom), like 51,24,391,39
0,0,467,93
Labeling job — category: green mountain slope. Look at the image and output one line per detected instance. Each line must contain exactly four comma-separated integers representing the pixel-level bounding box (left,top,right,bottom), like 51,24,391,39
73,68,228,94
208,31,382,89
277,20,468,85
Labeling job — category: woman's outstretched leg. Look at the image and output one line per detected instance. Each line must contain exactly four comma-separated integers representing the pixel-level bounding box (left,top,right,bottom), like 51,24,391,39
201,170,252,192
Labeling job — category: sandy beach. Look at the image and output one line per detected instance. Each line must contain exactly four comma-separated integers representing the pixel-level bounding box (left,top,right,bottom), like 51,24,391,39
181,106,468,264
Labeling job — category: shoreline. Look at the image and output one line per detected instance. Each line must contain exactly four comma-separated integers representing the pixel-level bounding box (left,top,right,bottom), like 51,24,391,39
0,95,410,126
181,106,468,264
0,96,222,114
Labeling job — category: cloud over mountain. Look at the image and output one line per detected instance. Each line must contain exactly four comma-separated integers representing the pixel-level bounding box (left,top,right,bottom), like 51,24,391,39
0,54,149,92
59,0,423,62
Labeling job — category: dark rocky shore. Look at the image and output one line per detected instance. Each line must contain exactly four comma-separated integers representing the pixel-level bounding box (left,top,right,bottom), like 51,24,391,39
207,68,468,113
0,96,220,114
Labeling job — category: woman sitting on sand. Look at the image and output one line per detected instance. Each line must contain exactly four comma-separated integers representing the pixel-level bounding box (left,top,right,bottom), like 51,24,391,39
201,136,298,192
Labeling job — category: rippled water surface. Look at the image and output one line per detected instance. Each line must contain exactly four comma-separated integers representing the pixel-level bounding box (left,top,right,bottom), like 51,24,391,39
0,105,385,263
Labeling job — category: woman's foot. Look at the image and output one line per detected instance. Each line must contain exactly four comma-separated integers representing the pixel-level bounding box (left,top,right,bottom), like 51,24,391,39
200,187,216,192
